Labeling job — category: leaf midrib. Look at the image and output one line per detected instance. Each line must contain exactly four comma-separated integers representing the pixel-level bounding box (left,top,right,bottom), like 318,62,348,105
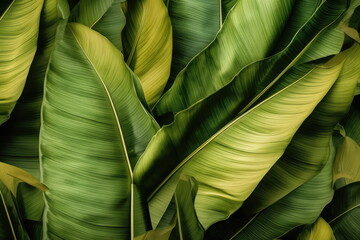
0,0,15,22
148,67,316,201
148,0,346,200
0,190,17,240
70,26,135,239
126,1,146,66
69,26,133,180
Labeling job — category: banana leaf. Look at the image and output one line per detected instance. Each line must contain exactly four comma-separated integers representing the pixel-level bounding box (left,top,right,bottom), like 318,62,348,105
166,0,221,87
238,44,360,215
0,0,59,180
69,0,126,51
134,50,349,229
40,22,158,239
169,175,204,240
226,147,335,240
155,0,295,116
0,0,44,125
270,0,344,65
123,0,172,106
322,182,360,240
154,0,348,117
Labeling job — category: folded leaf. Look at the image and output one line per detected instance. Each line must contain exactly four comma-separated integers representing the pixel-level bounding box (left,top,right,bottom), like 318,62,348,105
170,175,204,240
41,22,158,239
0,162,47,195
0,0,44,125
123,0,172,106
135,51,346,229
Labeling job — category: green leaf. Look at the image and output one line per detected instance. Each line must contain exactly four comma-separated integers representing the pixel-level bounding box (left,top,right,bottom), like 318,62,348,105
221,0,237,21
0,162,47,195
333,136,360,187
166,0,221,87
134,226,174,240
155,0,348,117
238,44,360,215
16,183,45,221
135,51,347,229
296,217,333,240
341,96,360,145
123,0,172,106
0,0,59,180
0,181,29,240
322,182,360,240
0,0,44,125
41,22,158,239
270,0,344,65
228,147,335,240
155,0,295,115
171,175,204,240
70,0,126,50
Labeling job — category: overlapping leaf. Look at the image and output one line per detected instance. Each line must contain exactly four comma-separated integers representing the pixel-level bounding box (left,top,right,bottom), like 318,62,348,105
41,22,158,239
227,148,335,240
238,44,360,215
69,0,126,50
155,0,295,115
322,182,360,240
135,50,347,229
123,0,172,106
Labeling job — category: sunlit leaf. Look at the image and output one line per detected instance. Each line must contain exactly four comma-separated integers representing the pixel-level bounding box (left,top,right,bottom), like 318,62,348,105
238,44,360,215
155,0,295,115
0,0,44,125
135,50,348,229
123,0,172,106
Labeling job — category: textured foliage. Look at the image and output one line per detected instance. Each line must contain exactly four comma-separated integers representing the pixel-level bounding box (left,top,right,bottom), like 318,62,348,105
0,0,360,239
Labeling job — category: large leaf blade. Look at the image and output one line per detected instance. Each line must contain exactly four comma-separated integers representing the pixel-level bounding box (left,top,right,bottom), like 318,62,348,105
0,0,44,125
238,44,360,215
41,22,158,239
227,147,335,240
135,52,347,229
155,0,295,115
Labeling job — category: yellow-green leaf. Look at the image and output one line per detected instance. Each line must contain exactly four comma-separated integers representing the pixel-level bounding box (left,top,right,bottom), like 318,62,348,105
123,0,172,106
0,0,44,125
